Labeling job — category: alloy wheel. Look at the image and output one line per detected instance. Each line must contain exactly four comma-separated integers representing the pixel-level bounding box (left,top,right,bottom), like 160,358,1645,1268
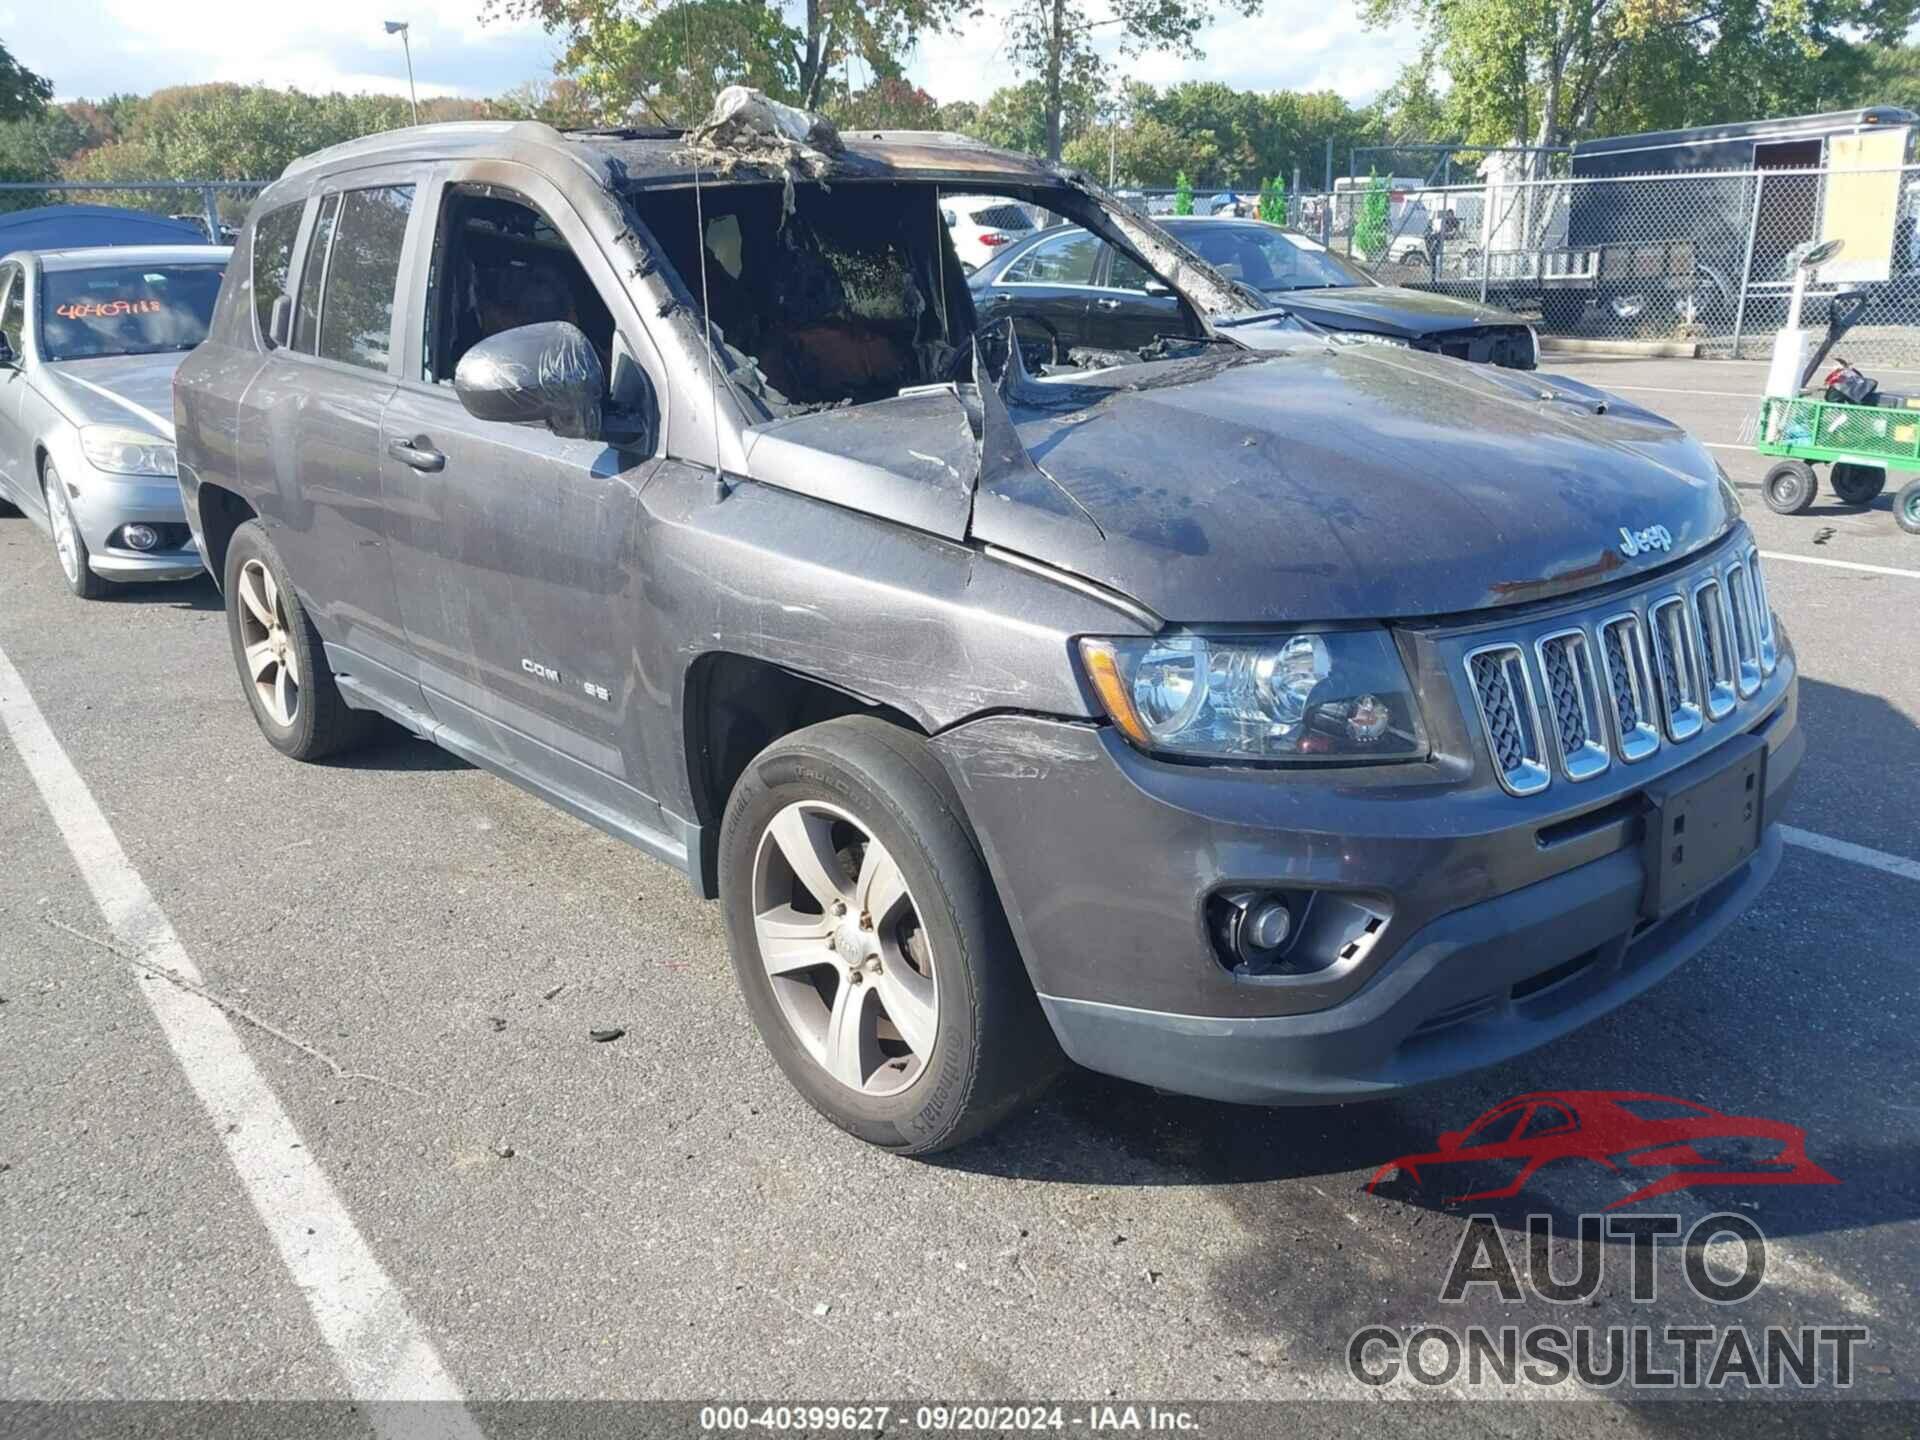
45,476,81,584
236,558,301,727
749,800,939,1097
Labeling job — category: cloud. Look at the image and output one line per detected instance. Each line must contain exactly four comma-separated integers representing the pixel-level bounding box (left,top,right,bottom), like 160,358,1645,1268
901,0,1424,104
18,0,1417,112
16,0,563,101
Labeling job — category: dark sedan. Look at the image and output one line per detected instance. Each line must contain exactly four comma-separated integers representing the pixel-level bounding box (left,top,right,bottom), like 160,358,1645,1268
970,216,1538,370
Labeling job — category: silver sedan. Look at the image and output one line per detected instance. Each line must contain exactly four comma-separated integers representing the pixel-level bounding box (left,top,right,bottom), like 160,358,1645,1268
0,243,230,598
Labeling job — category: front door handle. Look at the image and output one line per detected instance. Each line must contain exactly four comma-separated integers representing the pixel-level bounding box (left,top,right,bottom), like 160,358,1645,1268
387,436,446,472
1094,297,1123,310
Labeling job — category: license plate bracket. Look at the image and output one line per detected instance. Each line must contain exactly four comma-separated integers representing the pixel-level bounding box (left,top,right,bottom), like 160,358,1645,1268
1639,734,1767,919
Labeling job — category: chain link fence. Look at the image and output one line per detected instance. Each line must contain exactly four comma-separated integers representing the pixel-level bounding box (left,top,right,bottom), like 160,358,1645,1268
0,180,270,242
1280,165,1920,370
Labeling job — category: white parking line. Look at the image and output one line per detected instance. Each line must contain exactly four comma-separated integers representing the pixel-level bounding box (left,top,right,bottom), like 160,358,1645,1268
1758,549,1920,581
1593,385,1758,399
1782,827,1920,884
0,640,482,1439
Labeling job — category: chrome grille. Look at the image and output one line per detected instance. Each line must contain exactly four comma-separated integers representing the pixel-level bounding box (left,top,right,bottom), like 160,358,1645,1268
1461,542,1782,797
1692,579,1737,719
1724,561,1763,697
1535,629,1610,780
1598,614,1661,762
1648,595,1705,742
1466,645,1549,796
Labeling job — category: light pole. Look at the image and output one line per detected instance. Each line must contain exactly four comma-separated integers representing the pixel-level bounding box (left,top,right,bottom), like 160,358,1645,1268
384,20,418,126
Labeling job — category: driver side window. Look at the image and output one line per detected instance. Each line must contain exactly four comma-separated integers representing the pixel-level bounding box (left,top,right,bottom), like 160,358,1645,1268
421,185,614,394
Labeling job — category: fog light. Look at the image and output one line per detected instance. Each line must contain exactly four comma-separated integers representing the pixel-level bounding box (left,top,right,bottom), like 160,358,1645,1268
1243,898,1292,951
1208,889,1299,972
121,523,159,551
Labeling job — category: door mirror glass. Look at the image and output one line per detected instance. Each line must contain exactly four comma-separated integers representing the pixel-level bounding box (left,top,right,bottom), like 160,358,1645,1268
454,320,604,441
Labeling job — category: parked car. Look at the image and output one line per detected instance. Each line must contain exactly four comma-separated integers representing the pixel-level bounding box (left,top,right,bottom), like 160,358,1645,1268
174,114,1799,1154
972,216,1538,368
941,193,1036,270
0,205,212,253
0,244,229,597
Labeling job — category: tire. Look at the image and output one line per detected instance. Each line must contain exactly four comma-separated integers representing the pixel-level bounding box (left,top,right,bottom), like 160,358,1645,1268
719,717,1062,1154
1897,478,1920,536
43,462,114,599
223,521,374,761
1830,462,1886,507
1763,460,1818,515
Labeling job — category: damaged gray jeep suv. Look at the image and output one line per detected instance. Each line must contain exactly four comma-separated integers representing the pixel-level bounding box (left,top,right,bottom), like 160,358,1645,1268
174,109,1802,1153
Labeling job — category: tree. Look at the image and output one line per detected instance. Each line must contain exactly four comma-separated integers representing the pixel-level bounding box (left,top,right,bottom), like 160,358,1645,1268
969,78,1099,154
0,40,50,124
481,0,965,123
1353,170,1388,259
1003,0,1265,162
1364,0,1914,153
1173,170,1193,214
1258,173,1285,222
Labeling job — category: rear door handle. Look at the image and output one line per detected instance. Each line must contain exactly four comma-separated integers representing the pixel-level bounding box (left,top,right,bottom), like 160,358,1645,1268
1094,297,1122,310
387,436,445,472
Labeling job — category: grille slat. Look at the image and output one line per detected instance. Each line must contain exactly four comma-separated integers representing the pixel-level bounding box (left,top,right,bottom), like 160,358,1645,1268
1466,645,1549,796
1724,562,1763,697
1535,629,1610,780
1693,579,1738,719
1598,613,1661,762
1648,595,1705,742
1746,547,1778,674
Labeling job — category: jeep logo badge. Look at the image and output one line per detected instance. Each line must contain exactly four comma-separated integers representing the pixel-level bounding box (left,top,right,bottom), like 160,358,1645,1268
1619,524,1674,558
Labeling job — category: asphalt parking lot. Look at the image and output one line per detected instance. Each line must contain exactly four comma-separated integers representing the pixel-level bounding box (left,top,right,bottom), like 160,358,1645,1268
2,352,1917,1436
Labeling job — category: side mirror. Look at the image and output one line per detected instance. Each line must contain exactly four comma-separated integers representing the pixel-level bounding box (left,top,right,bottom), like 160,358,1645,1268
1437,1130,1464,1152
1143,279,1173,298
941,208,957,227
454,321,605,441
0,332,14,367
267,294,292,349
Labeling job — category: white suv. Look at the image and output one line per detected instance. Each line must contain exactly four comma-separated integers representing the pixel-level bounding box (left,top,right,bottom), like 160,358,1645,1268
942,194,1037,271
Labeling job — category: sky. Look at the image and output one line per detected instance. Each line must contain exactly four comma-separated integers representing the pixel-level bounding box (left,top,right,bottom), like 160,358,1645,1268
1,0,1426,110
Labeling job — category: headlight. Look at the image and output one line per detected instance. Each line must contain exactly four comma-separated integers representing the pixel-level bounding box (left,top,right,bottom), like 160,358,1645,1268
80,425,177,477
1079,631,1428,763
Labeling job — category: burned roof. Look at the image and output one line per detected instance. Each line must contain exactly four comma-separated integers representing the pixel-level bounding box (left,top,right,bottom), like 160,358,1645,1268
274,117,1068,196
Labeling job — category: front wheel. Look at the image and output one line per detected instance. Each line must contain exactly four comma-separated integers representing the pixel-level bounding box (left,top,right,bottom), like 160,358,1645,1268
43,462,113,599
719,717,1061,1154
1897,478,1920,536
1764,460,1818,515
1830,462,1886,507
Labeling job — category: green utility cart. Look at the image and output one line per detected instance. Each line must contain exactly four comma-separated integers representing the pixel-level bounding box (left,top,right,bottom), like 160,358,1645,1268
1755,394,1920,534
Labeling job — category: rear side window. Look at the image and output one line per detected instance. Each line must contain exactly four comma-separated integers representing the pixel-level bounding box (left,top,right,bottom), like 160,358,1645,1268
1005,231,1099,285
293,193,341,353
250,201,303,341
317,185,415,372
970,204,1032,230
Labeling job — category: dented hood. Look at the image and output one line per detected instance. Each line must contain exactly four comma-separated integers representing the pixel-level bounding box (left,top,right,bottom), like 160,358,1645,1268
744,344,1738,624
967,345,1737,622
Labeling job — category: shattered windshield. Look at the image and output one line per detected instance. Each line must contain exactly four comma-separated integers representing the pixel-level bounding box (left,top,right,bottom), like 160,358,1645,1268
623,174,1262,417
